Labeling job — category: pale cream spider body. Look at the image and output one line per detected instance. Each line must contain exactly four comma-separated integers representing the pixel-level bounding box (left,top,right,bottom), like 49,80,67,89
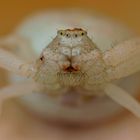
0,10,140,123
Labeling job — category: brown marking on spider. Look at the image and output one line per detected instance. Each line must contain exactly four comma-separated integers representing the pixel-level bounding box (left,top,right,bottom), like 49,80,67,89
66,28,84,31
39,55,45,61
62,64,80,73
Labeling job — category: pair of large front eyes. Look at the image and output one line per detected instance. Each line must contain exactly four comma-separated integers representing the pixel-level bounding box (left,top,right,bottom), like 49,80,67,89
58,31,86,38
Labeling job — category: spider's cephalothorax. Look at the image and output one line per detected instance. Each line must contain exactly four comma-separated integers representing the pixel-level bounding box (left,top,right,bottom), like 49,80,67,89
34,28,107,92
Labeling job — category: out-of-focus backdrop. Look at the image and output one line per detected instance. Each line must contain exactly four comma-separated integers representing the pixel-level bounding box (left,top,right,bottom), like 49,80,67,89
0,0,140,35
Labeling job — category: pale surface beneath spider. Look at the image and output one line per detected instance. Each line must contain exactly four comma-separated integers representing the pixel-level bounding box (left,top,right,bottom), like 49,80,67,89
0,10,140,123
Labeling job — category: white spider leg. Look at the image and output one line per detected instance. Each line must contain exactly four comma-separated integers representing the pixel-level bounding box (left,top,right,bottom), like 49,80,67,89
0,48,34,77
0,82,38,100
0,34,36,60
104,83,140,117
0,34,36,77
103,37,140,80
0,81,38,115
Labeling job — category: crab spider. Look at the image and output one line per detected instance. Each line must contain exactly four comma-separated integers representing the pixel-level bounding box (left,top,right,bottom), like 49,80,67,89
0,10,140,121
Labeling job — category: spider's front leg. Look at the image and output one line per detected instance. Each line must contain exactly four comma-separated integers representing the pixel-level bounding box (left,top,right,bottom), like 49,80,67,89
104,84,140,117
0,35,38,113
103,37,140,117
0,48,34,77
0,34,36,77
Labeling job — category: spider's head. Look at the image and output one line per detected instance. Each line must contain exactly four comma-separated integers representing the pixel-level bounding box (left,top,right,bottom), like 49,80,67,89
57,28,87,47
34,28,104,91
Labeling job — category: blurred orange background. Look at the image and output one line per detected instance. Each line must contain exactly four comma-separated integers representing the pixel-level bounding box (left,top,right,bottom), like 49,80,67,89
0,0,140,35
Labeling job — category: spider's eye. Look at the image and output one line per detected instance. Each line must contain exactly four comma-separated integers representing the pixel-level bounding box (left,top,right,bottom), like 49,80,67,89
81,31,87,36
57,30,65,36
60,32,63,35
81,32,84,36
66,33,71,38
75,34,78,37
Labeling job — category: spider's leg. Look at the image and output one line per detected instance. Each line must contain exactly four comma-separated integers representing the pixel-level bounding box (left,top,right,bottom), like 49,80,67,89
0,48,34,77
0,34,36,60
0,81,38,114
104,83,140,117
0,34,36,77
103,37,140,80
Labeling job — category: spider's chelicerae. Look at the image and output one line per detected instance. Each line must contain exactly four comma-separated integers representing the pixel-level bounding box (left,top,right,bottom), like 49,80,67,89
0,10,140,121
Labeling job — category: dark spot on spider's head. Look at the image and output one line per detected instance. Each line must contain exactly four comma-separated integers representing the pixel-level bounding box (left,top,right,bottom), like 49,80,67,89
40,55,45,61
